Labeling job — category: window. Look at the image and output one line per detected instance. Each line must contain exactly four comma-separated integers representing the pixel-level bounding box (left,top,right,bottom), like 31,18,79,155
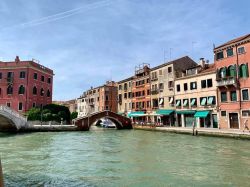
201,80,206,88
34,73,38,80
33,103,36,108
159,70,162,75
175,99,181,107
159,83,164,90
48,78,51,84
190,98,197,106
230,91,237,101
7,72,14,78
0,73,2,79
239,64,249,78
33,86,37,95
19,71,26,78
105,95,109,101
216,51,224,60
176,84,180,92
18,102,23,111
207,96,216,105
228,65,236,77
40,88,44,96
242,89,249,101
168,81,173,88
105,106,109,110
221,111,226,117
226,48,233,57
219,67,227,78
200,97,207,106
41,75,45,82
190,82,197,90
207,79,213,88
242,110,250,117
168,67,172,73
47,90,51,97
119,85,122,90
221,92,227,102
7,85,13,95
183,99,189,107
7,102,11,107
124,83,128,90
124,93,127,99
18,85,25,94
184,83,188,91
147,101,150,108
238,47,245,54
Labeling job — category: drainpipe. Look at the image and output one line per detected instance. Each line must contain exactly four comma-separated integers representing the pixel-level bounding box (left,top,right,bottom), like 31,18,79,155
0,159,4,187
235,45,241,112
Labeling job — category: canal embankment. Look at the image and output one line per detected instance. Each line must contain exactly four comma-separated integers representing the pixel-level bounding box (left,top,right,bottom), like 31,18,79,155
133,125,250,140
21,125,79,132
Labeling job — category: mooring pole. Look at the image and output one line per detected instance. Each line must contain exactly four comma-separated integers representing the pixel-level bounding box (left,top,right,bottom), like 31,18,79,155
0,159,4,187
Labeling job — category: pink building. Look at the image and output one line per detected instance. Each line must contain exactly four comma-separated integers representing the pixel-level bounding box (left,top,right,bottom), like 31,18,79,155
214,34,250,129
0,56,54,113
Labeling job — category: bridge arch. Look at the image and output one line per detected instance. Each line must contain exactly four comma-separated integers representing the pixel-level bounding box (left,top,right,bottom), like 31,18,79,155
0,106,27,132
73,111,132,131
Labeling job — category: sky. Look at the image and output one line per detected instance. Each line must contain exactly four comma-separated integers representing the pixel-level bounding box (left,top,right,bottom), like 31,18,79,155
0,0,249,101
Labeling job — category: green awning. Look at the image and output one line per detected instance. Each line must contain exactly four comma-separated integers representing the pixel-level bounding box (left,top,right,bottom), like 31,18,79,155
156,109,174,115
190,98,196,106
176,110,196,114
176,100,181,107
201,97,207,106
127,111,145,117
117,112,124,115
194,111,210,118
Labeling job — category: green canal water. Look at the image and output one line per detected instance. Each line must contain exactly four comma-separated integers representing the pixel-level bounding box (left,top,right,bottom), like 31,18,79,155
0,129,250,187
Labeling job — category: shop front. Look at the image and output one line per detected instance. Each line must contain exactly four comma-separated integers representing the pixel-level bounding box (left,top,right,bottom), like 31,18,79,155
175,110,196,127
156,109,175,126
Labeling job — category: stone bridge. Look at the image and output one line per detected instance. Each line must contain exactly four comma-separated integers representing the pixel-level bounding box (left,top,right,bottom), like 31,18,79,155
0,105,28,132
73,111,132,131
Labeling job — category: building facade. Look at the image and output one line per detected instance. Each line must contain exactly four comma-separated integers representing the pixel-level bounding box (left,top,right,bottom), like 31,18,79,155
117,77,133,116
214,34,250,130
0,56,53,113
77,81,117,117
175,59,218,128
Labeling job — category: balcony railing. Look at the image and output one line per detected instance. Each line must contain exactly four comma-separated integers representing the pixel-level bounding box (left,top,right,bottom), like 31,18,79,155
151,89,159,95
217,76,236,87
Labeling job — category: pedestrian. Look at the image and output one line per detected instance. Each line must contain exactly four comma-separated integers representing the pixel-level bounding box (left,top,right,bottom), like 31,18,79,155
243,119,249,133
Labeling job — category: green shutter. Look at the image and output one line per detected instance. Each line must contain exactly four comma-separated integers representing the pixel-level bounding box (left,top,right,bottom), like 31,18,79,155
242,64,247,78
231,91,237,101
246,63,249,77
229,65,236,77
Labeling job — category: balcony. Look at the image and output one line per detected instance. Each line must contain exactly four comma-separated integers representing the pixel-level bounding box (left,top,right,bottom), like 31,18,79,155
151,89,159,95
7,77,14,84
151,77,158,81
217,77,237,87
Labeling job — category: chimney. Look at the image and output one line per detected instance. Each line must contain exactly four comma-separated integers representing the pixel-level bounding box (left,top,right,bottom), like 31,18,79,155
15,56,20,63
200,58,205,68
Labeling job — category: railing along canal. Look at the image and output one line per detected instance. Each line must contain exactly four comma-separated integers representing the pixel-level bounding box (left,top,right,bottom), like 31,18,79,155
0,105,27,122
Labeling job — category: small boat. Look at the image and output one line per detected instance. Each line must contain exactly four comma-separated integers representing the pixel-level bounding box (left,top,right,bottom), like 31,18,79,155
100,119,116,128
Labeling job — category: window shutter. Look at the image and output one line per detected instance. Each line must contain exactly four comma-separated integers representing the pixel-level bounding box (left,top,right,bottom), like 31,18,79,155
246,63,249,77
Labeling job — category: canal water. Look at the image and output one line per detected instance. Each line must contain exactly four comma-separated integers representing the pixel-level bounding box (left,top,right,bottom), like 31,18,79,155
0,129,250,187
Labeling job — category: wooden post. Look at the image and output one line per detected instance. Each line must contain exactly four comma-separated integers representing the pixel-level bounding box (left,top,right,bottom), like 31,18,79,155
0,159,4,187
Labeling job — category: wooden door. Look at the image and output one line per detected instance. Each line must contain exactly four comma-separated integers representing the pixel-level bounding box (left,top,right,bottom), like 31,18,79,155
229,113,239,129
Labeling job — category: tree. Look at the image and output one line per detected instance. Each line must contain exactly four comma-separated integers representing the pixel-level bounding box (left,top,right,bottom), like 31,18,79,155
71,112,78,120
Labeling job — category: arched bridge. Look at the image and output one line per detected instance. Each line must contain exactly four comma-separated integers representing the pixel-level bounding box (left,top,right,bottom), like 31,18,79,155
73,111,132,131
0,105,28,132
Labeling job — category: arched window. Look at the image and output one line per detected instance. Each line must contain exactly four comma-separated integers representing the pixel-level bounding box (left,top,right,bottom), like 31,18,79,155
228,65,236,77
7,85,13,95
40,88,44,96
239,64,249,78
47,90,51,97
18,85,25,94
33,86,37,95
219,67,227,78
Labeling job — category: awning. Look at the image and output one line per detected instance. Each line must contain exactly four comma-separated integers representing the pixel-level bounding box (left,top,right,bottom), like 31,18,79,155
183,99,188,106
175,100,181,107
201,97,207,106
207,97,214,105
156,109,174,115
194,111,210,118
127,111,145,117
190,98,196,106
117,112,124,115
176,110,196,114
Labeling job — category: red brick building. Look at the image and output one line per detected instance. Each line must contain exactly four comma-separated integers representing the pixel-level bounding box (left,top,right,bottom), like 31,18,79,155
0,56,54,113
214,34,250,129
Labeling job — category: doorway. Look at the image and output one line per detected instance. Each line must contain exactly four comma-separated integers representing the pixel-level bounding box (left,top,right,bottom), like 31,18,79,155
229,113,239,129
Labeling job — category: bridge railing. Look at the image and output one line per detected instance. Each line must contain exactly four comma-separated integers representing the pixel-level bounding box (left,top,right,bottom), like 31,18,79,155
0,105,27,122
